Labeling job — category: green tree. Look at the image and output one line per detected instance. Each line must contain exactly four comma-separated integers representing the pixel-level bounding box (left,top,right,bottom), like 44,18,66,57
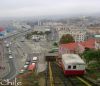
82,50,94,65
94,49,100,64
44,31,51,35
59,34,75,44
82,49,100,65
53,42,58,47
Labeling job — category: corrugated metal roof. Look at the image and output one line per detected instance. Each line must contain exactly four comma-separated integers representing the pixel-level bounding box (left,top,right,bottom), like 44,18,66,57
62,54,85,64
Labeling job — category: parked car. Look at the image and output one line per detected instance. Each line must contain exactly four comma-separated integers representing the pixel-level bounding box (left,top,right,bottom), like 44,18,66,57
9,55,13,59
25,61,30,65
19,69,25,74
32,57,38,62
6,43,9,48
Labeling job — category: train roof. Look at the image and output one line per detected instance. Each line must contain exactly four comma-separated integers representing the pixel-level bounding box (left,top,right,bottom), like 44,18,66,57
62,54,85,64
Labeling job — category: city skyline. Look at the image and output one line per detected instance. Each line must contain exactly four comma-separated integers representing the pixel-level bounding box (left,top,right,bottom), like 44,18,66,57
0,0,100,18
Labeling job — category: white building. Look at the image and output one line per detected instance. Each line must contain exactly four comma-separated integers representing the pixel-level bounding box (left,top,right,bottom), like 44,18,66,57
33,25,51,32
56,26,87,42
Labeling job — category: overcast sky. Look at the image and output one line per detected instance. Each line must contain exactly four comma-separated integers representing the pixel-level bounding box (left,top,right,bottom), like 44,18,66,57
0,0,100,18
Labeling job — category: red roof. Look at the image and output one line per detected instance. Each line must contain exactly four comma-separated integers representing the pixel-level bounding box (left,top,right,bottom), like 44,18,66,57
0,27,4,32
60,39,95,51
60,43,78,51
28,63,36,71
81,39,95,49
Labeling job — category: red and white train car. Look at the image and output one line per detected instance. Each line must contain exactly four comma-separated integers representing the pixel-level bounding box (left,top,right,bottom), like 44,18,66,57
61,54,85,75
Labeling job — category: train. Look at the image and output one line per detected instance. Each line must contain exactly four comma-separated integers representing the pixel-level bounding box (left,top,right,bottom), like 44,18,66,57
57,54,86,75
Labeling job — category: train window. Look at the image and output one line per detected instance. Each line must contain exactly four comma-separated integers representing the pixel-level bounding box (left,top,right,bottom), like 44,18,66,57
73,66,76,69
68,65,71,69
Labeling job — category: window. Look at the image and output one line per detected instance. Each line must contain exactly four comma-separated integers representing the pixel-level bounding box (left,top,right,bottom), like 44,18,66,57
68,65,71,69
73,65,76,69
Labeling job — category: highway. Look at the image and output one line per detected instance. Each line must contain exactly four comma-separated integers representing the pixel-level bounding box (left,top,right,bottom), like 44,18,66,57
2,35,32,79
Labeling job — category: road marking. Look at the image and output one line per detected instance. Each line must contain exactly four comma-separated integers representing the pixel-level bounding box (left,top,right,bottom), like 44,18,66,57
49,62,54,86
77,76,92,86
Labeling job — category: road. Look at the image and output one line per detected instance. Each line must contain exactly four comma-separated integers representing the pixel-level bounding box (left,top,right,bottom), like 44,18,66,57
2,35,32,79
1,27,54,79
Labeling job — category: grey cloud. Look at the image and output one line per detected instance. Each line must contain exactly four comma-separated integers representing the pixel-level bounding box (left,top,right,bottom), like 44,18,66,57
0,0,100,17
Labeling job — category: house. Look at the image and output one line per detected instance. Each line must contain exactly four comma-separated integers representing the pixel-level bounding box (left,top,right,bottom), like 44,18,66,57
59,39,95,54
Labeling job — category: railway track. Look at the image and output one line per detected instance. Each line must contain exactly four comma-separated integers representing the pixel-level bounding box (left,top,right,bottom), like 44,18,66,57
68,76,92,86
45,61,94,86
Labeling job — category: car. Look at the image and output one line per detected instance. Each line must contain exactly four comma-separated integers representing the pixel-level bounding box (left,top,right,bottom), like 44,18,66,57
19,69,25,74
8,49,11,53
9,55,13,59
4,40,7,43
9,52,12,55
32,57,38,61
32,57,38,62
6,44,9,48
8,49,12,55
25,61,30,65
9,42,12,45
24,65,28,68
20,40,24,42
28,63,36,71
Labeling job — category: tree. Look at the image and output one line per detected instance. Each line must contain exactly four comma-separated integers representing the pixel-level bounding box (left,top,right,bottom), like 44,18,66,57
53,42,58,47
45,31,51,35
82,50,94,65
59,34,75,44
94,49,100,64
82,49,100,65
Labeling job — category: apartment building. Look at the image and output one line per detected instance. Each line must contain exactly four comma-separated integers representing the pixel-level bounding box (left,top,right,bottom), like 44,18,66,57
56,25,87,42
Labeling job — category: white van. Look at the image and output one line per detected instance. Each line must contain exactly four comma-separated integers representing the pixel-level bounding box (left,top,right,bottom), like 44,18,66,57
9,55,13,59
32,57,38,62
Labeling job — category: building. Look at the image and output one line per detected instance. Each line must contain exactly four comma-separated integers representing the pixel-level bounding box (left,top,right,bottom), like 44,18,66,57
94,35,100,49
33,25,51,32
59,39,96,54
57,26,87,42
87,25,100,34
0,27,6,38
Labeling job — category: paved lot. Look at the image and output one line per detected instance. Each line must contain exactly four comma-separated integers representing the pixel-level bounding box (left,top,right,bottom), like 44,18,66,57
25,40,52,73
